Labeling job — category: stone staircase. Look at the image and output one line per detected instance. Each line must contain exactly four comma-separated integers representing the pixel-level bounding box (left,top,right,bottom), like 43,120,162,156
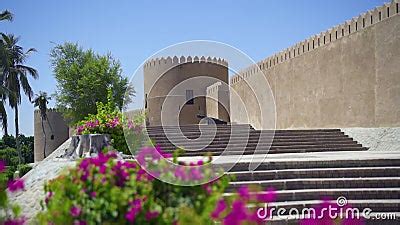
226,159,400,224
146,124,400,224
146,125,367,156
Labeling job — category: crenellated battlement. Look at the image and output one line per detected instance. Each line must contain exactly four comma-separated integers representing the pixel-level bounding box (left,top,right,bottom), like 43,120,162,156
206,82,223,95
144,56,228,70
230,0,399,84
34,108,62,114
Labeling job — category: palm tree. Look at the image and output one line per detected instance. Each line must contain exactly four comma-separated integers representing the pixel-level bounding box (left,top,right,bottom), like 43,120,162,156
1,33,38,163
32,91,51,159
0,10,13,135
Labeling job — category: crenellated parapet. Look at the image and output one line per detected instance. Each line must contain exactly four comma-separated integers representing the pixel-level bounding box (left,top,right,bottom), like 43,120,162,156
231,0,399,84
34,108,62,114
144,56,228,69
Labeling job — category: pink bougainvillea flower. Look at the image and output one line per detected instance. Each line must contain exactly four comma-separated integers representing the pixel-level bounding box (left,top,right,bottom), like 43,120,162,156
189,167,203,181
0,160,5,173
76,125,85,135
256,187,277,203
145,210,160,221
45,191,53,205
73,220,87,225
70,206,81,217
211,199,227,219
136,147,161,165
174,167,187,181
237,186,250,200
223,200,248,225
90,191,97,198
300,199,365,225
125,199,142,222
4,217,26,225
7,179,24,192
155,144,172,158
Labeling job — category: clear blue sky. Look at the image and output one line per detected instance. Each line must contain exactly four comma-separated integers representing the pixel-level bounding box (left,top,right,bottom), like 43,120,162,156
1,0,388,136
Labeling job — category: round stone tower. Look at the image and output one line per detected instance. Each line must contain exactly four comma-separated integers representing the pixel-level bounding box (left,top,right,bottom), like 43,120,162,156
34,108,69,162
143,56,229,126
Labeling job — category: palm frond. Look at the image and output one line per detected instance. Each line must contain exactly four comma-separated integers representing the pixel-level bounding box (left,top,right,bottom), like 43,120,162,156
0,10,13,22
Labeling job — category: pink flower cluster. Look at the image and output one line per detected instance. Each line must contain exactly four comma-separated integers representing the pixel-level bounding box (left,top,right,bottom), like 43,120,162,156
105,117,120,128
211,186,277,225
7,178,25,192
0,160,26,225
300,198,365,225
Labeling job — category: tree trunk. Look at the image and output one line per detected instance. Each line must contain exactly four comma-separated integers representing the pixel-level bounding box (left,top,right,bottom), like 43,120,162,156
4,124,8,136
15,105,22,164
41,117,46,159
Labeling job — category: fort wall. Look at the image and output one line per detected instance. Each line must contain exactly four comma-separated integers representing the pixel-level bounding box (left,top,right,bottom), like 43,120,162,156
231,0,400,129
144,56,229,125
34,109,69,162
206,82,230,122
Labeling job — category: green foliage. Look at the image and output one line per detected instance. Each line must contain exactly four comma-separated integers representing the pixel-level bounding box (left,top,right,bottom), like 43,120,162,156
17,164,32,177
75,89,133,154
35,151,230,225
0,135,33,180
51,42,135,124
0,162,25,224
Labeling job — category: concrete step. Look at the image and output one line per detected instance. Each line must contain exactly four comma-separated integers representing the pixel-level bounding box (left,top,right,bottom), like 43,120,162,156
223,188,400,202
151,138,357,146
248,199,400,216
148,135,354,144
147,131,346,138
228,177,400,191
158,143,364,151
228,167,400,181
228,159,400,172
165,147,367,156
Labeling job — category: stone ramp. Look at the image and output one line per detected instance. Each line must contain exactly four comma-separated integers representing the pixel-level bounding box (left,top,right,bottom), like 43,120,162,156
146,125,367,156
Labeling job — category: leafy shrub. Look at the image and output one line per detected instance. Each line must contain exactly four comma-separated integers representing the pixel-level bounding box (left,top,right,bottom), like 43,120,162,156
75,89,138,154
17,164,32,177
0,160,26,225
0,147,32,180
36,146,276,225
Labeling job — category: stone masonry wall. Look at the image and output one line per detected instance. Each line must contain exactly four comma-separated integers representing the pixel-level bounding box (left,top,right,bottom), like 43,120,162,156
231,0,400,129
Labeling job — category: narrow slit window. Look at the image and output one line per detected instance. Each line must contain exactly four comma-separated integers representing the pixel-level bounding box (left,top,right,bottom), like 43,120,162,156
330,33,332,42
289,51,291,58
144,94,148,108
312,40,315,49
397,3,399,14
318,38,320,46
371,15,373,24
387,7,390,17
348,25,351,34
323,36,326,44
379,12,382,21
355,22,358,31
363,18,365,27
342,29,344,36
186,90,194,105
303,45,305,52
308,43,310,51
336,31,338,39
